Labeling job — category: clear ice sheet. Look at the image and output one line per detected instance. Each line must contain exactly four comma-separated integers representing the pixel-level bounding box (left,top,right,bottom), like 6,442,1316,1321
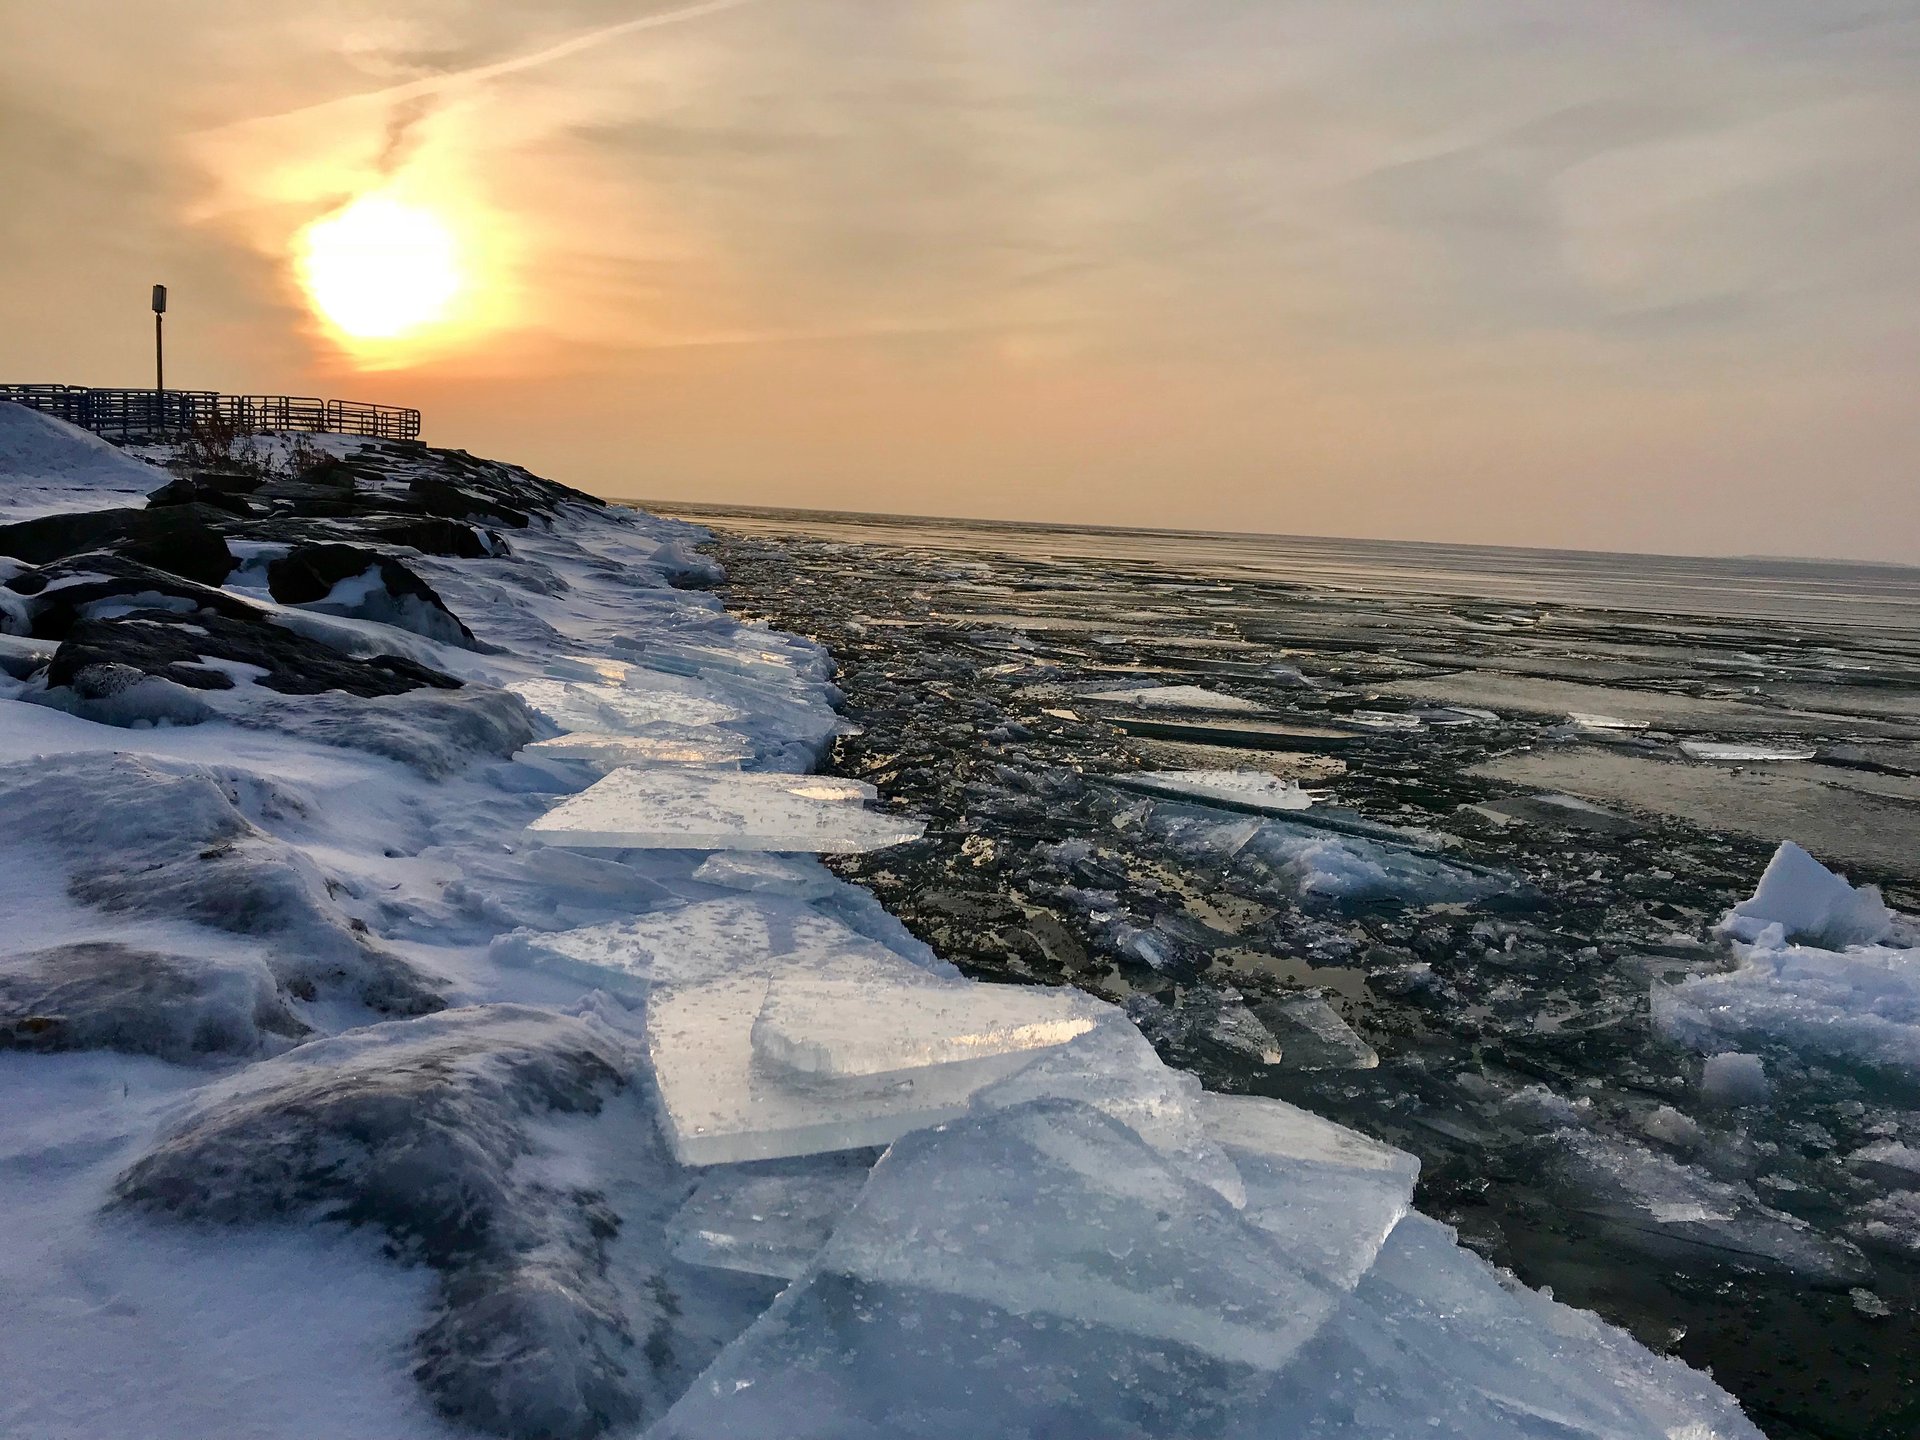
526,767,922,852
666,1153,874,1280
751,971,1107,1078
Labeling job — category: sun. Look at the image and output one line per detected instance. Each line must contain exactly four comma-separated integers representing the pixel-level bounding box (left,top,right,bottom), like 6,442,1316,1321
297,193,464,342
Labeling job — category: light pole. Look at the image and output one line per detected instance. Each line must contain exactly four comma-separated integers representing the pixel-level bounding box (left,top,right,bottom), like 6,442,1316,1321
152,283,167,393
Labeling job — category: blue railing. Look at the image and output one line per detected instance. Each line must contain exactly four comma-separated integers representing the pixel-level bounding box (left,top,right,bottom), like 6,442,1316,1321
0,383,421,441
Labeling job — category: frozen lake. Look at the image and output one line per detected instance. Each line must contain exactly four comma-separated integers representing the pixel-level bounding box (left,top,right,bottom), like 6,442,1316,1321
654,499,1920,1440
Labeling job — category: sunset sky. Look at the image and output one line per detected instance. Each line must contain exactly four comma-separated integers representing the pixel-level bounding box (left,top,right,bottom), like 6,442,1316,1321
3,1,1917,561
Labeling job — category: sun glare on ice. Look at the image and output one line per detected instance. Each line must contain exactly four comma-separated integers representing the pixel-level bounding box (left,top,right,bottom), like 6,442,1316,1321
297,193,464,342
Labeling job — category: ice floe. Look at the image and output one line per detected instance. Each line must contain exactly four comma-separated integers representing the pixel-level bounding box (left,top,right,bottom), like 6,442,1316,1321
1080,682,1267,711
526,766,922,852
1106,767,1314,814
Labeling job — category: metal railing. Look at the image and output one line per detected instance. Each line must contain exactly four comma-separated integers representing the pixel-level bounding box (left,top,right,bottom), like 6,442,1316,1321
0,383,422,441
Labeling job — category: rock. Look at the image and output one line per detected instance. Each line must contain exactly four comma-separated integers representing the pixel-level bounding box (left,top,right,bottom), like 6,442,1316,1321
112,1005,658,1440
0,503,236,584
44,607,464,700
0,753,445,1015
266,542,478,648
0,941,305,1061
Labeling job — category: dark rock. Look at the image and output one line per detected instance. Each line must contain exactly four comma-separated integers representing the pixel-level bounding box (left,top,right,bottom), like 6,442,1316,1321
0,504,235,584
113,1005,659,1440
267,542,478,648
146,476,260,516
410,475,530,529
47,607,464,698
13,553,259,637
0,941,305,1062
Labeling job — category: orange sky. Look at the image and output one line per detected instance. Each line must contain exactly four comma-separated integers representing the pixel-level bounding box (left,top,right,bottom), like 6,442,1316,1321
3,1,1918,561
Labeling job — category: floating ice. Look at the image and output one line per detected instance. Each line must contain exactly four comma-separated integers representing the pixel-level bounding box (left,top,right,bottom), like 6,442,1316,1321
1252,993,1380,1071
666,1155,873,1280
1718,840,1894,947
1847,1140,1920,1188
1554,1131,1866,1282
521,731,754,768
1654,937,1920,1076
751,972,1105,1079
1568,711,1649,731
1700,1051,1771,1106
1107,768,1314,814
527,768,920,853
1680,740,1817,762
1080,683,1267,712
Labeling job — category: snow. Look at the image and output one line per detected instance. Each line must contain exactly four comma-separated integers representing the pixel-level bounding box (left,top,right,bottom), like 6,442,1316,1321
526,766,923,852
0,404,169,520
0,429,1771,1440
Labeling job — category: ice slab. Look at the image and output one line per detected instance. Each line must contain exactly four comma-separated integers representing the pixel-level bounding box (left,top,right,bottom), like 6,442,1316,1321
1718,840,1894,947
508,677,742,735
649,969,1050,1165
973,1020,1248,1206
1198,1093,1417,1288
1107,768,1313,815
1288,1214,1771,1440
488,915,682,995
752,972,1105,1079
1568,711,1649,731
691,851,841,900
1253,993,1380,1071
667,1154,873,1280
521,731,753,767
653,1102,1346,1440
526,767,920,853
1680,740,1817,762
1081,683,1267,712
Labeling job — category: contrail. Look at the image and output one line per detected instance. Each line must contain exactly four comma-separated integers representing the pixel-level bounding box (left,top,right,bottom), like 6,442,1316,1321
202,0,763,134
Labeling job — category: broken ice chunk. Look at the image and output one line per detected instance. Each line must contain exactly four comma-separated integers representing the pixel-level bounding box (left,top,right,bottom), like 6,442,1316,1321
521,731,754,767
1700,1051,1771,1106
508,677,742,735
526,768,922,853
752,973,1106,1080
1679,740,1817,762
972,1020,1248,1206
691,851,841,900
1553,1131,1867,1282
649,967,1051,1165
1251,994,1379,1071
1106,769,1314,815
816,1102,1338,1368
488,915,684,995
1568,712,1649,731
1080,683,1268,712
1197,1093,1417,1289
667,1154,874,1280
1718,840,1894,947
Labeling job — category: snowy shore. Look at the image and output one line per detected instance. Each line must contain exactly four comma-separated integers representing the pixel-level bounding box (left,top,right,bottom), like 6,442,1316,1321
0,405,1767,1438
